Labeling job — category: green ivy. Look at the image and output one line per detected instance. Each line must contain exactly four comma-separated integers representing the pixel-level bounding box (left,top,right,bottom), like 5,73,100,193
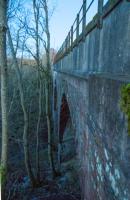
120,83,130,135
0,165,6,185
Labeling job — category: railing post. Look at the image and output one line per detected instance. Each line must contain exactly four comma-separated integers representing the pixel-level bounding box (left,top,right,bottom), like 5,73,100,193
68,31,70,49
65,37,67,53
82,0,86,39
62,44,63,53
71,26,73,50
76,13,79,42
63,42,65,53
66,35,68,52
97,0,103,28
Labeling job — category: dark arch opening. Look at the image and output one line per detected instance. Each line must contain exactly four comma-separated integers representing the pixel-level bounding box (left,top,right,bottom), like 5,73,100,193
58,94,81,199
59,93,77,163
59,94,70,143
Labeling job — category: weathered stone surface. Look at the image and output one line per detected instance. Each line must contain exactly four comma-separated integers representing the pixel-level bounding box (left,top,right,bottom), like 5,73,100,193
54,1,130,199
54,73,130,200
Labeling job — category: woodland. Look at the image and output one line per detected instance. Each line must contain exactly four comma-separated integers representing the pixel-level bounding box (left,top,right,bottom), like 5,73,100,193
0,0,81,199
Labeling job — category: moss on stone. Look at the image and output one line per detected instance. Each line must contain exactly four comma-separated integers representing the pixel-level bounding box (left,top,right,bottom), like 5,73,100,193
120,84,130,135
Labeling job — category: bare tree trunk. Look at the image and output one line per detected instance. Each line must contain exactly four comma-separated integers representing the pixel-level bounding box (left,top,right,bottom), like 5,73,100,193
36,79,42,181
43,0,57,177
45,79,56,178
7,28,36,187
0,0,8,198
8,88,16,116
32,0,42,183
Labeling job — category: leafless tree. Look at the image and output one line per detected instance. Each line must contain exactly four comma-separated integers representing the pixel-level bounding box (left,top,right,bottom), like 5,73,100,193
40,0,57,177
0,0,8,198
7,27,37,187
6,1,57,191
24,0,57,179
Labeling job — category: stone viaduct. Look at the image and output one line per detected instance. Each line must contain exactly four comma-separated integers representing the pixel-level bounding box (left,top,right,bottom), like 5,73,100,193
53,0,130,199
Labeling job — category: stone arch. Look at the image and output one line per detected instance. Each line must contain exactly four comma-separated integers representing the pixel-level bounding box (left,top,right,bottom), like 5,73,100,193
58,81,76,133
58,92,76,163
54,77,81,198
59,93,71,143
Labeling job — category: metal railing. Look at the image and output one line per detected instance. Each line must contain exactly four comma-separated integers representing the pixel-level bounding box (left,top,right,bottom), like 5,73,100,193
54,0,104,63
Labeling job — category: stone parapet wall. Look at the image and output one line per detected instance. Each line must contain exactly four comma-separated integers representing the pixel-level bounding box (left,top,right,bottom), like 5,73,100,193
54,0,130,76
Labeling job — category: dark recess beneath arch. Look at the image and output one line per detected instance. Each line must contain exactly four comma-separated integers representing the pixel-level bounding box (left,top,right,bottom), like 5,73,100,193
59,94,70,142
